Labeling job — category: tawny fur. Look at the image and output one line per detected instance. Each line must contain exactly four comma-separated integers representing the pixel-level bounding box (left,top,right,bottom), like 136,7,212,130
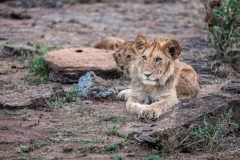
94,36,125,50
114,36,199,100
113,35,151,76
113,42,139,76
175,60,200,98
126,38,181,119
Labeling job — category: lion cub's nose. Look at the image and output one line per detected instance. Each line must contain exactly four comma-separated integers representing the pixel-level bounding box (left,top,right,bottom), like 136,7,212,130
144,72,153,77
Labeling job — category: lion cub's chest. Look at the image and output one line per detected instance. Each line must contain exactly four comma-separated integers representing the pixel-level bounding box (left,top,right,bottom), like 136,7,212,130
138,88,162,105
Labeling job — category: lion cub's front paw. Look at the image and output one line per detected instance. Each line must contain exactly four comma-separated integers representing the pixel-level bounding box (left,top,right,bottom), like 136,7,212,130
117,89,130,101
126,104,148,115
138,108,162,120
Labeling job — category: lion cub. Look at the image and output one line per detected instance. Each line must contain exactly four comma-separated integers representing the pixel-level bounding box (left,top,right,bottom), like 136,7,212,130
113,35,151,76
126,38,184,119
114,36,199,99
113,35,151,100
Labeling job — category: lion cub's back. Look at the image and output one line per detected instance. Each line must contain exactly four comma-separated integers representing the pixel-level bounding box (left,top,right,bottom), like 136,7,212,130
175,60,200,98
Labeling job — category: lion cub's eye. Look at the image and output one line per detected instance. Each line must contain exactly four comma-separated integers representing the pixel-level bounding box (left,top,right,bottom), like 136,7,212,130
126,55,131,59
142,55,147,61
155,57,162,64
169,46,175,54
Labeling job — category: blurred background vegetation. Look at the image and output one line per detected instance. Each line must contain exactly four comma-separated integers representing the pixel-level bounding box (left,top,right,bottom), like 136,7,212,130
202,0,240,74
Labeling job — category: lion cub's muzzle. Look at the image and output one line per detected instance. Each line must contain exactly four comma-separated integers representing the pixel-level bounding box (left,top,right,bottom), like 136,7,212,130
141,71,160,85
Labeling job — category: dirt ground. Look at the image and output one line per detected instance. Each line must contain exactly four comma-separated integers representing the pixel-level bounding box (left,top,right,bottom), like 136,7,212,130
0,0,239,160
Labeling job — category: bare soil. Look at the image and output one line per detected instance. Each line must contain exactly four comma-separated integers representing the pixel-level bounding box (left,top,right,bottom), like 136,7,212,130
0,1,239,160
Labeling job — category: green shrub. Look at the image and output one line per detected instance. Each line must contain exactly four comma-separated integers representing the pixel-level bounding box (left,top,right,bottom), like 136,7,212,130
202,0,240,60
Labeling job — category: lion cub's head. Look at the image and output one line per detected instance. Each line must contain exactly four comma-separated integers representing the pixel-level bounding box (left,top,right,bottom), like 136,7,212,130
135,37,181,86
113,35,150,75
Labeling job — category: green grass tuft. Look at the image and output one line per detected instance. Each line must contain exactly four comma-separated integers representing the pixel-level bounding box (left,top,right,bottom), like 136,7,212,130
113,154,124,160
102,143,123,153
146,154,162,160
5,39,16,45
28,45,49,76
18,138,52,153
105,125,118,136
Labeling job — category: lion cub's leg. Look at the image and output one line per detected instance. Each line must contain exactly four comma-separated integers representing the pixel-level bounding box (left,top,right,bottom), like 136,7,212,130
117,89,131,101
138,96,178,119
126,97,148,115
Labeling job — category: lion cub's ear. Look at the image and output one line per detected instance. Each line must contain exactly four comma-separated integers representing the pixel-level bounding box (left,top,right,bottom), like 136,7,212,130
134,35,150,50
162,39,181,60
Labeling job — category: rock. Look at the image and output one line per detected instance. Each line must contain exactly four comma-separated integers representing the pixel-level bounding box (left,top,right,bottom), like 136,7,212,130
182,37,210,52
11,62,26,69
1,44,37,56
0,10,31,20
0,83,64,109
82,100,93,105
144,0,176,3
191,62,212,75
221,80,240,94
100,115,115,121
198,74,219,85
118,95,240,146
9,11,31,20
228,50,240,73
13,0,63,8
94,36,125,50
77,71,117,98
45,47,121,83
0,80,5,89
62,144,74,153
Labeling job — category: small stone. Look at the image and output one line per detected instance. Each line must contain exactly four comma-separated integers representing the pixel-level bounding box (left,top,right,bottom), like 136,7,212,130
221,80,240,94
0,80,5,89
102,116,115,121
82,100,93,105
198,74,220,85
9,11,31,20
11,62,26,69
62,145,74,153
77,71,117,98
227,50,240,73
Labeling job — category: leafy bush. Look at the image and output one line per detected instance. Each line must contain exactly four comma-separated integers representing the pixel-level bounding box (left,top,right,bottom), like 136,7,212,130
202,0,240,60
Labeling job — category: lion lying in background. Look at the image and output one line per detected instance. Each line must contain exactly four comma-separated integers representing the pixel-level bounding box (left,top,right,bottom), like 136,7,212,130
95,36,125,50
113,35,200,119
